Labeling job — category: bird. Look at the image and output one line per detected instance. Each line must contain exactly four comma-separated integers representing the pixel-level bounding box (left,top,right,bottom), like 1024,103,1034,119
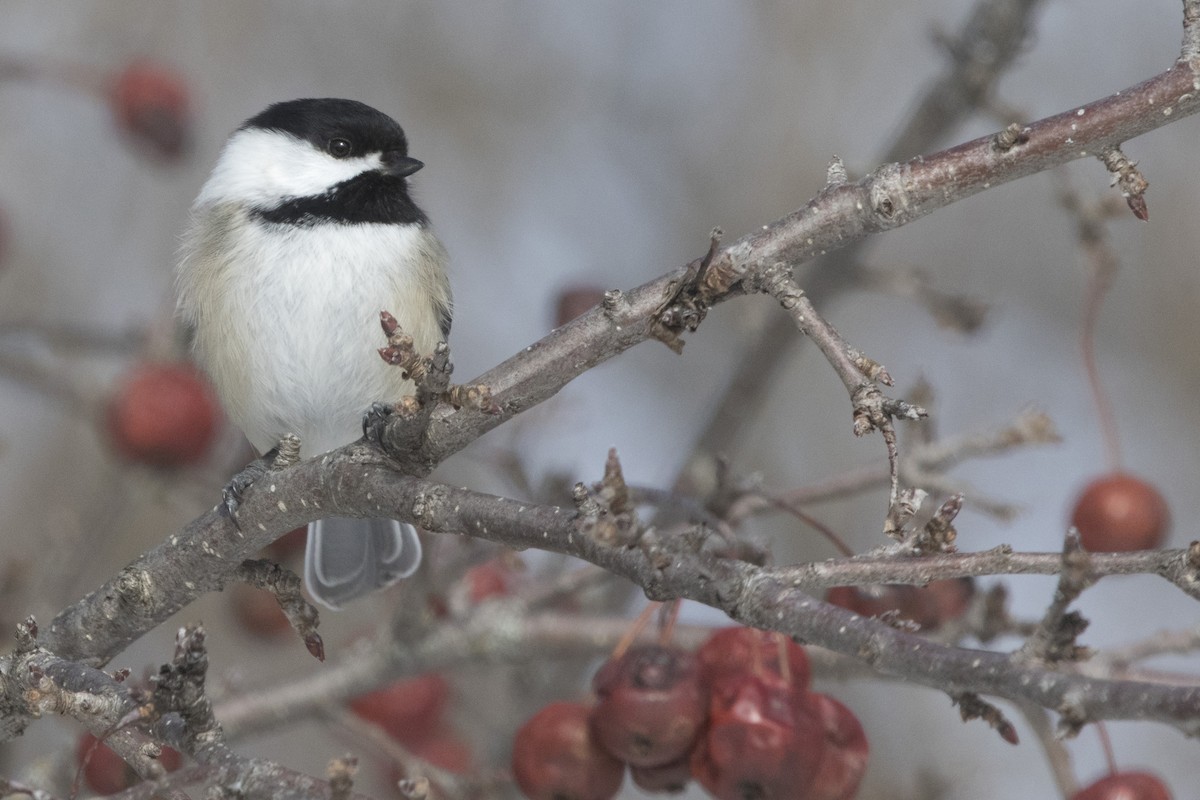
175,98,452,608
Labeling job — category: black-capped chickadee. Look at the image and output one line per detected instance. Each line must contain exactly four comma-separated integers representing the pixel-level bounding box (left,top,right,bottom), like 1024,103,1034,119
176,98,452,609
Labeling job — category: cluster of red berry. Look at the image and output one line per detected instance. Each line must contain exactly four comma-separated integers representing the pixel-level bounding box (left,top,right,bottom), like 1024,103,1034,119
512,626,867,800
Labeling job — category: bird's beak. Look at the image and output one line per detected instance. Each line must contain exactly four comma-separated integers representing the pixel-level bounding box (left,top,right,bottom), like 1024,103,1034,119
380,152,424,177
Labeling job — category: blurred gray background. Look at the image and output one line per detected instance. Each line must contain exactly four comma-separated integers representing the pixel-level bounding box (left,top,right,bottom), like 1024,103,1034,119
0,1,1197,797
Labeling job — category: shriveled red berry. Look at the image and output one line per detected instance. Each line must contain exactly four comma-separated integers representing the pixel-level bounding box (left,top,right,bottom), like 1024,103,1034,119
590,644,707,767
1071,474,1169,552
349,674,449,746
512,702,624,800
697,627,811,696
807,693,869,800
630,756,692,794
826,579,974,630
106,362,219,467
690,674,825,800
109,60,191,161
1071,771,1172,800
554,286,607,327
77,733,182,795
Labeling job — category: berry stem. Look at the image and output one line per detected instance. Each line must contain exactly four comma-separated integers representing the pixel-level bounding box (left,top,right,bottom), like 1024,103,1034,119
1095,721,1119,777
613,602,660,660
657,600,681,646
1076,201,1124,472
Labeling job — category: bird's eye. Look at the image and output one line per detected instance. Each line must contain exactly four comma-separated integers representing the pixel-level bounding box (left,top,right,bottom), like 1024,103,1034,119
327,138,353,158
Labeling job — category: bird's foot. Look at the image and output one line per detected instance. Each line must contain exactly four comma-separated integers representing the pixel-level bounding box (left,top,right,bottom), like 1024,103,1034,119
361,401,396,446
222,434,303,521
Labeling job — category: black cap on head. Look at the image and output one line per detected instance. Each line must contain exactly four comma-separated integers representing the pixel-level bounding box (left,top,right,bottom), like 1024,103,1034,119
242,98,409,159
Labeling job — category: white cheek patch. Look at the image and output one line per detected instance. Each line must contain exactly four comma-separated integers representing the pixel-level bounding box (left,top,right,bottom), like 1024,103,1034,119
195,128,381,208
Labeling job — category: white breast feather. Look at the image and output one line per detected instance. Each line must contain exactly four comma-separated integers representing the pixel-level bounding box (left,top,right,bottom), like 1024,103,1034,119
177,207,448,458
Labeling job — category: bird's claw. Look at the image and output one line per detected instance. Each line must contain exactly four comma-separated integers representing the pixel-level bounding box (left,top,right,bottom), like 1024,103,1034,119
362,401,396,445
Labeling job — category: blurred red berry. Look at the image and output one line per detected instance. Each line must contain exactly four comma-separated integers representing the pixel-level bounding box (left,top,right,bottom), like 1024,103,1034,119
266,526,309,560
554,286,607,327
77,733,182,795
106,362,219,467
807,693,869,800
1071,473,1169,552
629,756,692,794
590,644,707,767
1072,771,1172,800
415,732,474,774
697,627,811,698
349,674,449,747
465,560,514,604
690,674,825,800
386,730,474,785
229,583,291,638
826,579,974,631
512,702,624,800
109,60,191,161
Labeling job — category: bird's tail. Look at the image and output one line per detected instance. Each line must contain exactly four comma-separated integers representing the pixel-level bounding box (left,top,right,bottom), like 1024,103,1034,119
304,517,422,609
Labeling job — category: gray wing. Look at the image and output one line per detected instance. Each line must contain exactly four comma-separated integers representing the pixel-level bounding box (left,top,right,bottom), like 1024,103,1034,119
304,517,422,609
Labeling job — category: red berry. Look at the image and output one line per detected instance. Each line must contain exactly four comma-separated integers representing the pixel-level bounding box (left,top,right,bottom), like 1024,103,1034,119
807,693,869,800
826,579,974,630
590,644,707,767
229,583,291,638
415,732,474,774
554,286,607,327
690,674,825,800
106,362,219,468
629,756,692,794
266,526,309,560
349,674,449,747
1072,771,1172,800
109,60,191,161
696,627,811,696
512,702,624,800
77,733,182,795
464,560,515,604
1071,474,1169,552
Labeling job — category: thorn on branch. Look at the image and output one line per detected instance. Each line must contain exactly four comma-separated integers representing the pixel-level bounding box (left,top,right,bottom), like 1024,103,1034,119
272,432,302,469
327,755,358,800
1018,532,1095,664
952,692,1019,744
379,311,431,383
884,487,928,540
992,122,1029,152
910,493,963,554
600,448,632,515
398,777,431,800
651,229,742,352
442,383,501,414
1099,146,1149,221
826,155,848,187
14,615,38,655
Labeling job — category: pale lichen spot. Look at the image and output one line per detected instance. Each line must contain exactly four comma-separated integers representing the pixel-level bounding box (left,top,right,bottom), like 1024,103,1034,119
277,501,288,512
